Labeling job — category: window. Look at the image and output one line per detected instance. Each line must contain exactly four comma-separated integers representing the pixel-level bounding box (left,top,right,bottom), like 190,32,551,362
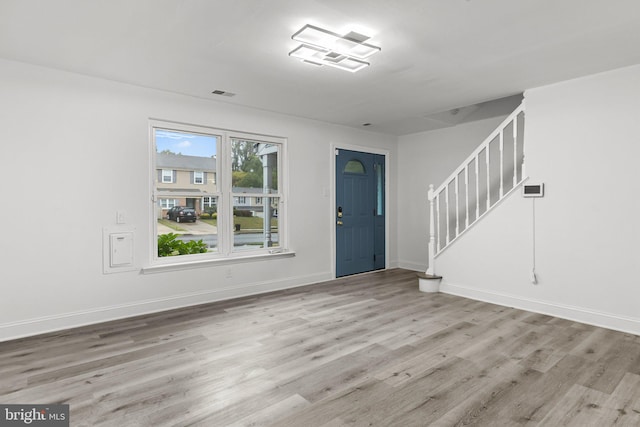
162,169,174,183
344,159,365,174
375,162,384,216
203,196,216,208
151,121,286,264
159,199,178,209
230,138,282,253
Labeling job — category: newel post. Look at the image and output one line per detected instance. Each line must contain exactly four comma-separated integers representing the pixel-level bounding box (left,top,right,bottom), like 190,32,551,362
426,184,436,275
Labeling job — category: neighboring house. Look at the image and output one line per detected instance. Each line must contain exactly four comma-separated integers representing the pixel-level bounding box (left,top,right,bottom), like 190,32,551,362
156,153,217,218
232,187,279,217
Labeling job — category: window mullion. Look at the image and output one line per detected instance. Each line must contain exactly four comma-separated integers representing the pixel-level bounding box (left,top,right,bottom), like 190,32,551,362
221,132,233,256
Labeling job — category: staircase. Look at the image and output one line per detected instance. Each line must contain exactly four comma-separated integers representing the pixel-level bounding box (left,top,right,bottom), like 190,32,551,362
425,102,526,278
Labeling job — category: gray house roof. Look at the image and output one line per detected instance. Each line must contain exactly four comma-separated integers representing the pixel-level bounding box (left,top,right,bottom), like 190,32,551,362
157,153,216,172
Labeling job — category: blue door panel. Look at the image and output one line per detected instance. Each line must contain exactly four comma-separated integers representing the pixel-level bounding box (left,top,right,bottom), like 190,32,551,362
336,150,385,277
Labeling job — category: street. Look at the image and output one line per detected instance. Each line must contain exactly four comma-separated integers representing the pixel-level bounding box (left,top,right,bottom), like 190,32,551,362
158,219,278,249
176,232,279,249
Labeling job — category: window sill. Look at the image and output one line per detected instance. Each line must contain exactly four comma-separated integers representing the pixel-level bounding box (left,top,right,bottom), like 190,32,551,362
141,250,295,274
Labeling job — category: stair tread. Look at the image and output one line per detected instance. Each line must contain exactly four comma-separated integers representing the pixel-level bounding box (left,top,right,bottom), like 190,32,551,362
417,272,442,280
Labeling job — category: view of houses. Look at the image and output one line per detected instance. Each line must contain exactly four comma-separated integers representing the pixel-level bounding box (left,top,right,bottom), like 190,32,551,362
155,152,279,220
156,152,217,219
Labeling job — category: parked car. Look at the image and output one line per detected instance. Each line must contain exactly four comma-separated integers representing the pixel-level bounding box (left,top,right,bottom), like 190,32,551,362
166,206,197,223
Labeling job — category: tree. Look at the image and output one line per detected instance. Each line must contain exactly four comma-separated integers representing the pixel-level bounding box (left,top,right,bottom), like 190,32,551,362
157,149,182,155
231,140,263,188
231,140,255,171
236,172,262,188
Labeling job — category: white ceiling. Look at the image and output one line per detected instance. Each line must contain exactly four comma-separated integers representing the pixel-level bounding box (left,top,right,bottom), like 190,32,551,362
1,0,639,135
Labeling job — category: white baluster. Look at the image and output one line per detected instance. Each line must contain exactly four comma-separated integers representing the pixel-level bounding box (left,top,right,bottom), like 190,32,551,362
499,130,504,198
520,112,526,178
464,165,469,228
427,185,435,275
475,155,480,220
455,175,459,237
485,147,491,210
436,192,441,251
445,184,450,245
513,117,518,186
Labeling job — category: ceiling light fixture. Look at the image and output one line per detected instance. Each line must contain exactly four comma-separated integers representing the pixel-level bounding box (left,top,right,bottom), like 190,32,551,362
289,24,380,73
289,44,369,72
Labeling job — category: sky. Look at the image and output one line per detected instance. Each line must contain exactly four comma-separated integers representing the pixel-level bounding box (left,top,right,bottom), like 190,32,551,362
155,129,217,157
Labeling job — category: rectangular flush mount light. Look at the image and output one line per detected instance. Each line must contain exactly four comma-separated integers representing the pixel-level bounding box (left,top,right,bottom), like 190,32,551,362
289,44,369,72
289,24,380,73
292,24,381,59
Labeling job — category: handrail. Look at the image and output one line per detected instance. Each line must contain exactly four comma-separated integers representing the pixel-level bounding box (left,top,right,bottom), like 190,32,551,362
432,102,525,197
427,102,526,276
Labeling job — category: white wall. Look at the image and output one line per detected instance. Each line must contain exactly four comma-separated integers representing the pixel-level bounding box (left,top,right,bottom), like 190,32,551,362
429,64,640,334
0,59,397,341
396,116,508,271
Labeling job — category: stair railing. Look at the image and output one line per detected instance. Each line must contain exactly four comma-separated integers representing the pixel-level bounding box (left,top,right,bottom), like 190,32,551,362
427,102,526,275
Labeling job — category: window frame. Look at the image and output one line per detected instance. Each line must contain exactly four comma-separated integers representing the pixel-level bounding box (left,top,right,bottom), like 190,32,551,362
159,198,178,210
161,169,174,183
193,171,204,185
202,196,216,208
148,120,289,270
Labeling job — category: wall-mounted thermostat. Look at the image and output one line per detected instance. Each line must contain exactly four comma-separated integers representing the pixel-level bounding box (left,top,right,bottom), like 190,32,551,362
523,183,544,198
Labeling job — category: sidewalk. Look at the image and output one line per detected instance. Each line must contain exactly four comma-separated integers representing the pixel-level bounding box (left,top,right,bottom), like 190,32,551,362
157,220,218,235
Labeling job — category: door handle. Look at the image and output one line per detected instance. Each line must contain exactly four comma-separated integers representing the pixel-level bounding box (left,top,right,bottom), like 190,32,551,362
337,220,343,226
337,206,343,218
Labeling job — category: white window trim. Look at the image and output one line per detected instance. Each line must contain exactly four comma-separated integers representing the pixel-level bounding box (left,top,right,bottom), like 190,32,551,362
202,196,216,208
160,198,178,209
194,171,204,184
149,120,290,269
142,251,295,274
162,169,173,183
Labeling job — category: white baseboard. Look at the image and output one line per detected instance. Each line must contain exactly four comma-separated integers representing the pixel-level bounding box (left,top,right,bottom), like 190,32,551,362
441,282,640,336
387,259,400,269
0,272,332,342
396,261,424,272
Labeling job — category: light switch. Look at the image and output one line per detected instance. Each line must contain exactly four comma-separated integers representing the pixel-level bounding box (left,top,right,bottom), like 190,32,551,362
110,232,133,267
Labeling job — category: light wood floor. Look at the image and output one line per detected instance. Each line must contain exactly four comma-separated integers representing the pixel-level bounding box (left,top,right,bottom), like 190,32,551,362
2,269,640,426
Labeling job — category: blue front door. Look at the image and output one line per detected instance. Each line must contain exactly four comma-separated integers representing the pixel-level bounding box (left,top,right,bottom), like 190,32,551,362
336,149,385,277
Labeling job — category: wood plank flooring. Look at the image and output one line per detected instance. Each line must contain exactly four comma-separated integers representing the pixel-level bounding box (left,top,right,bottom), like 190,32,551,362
2,269,640,426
